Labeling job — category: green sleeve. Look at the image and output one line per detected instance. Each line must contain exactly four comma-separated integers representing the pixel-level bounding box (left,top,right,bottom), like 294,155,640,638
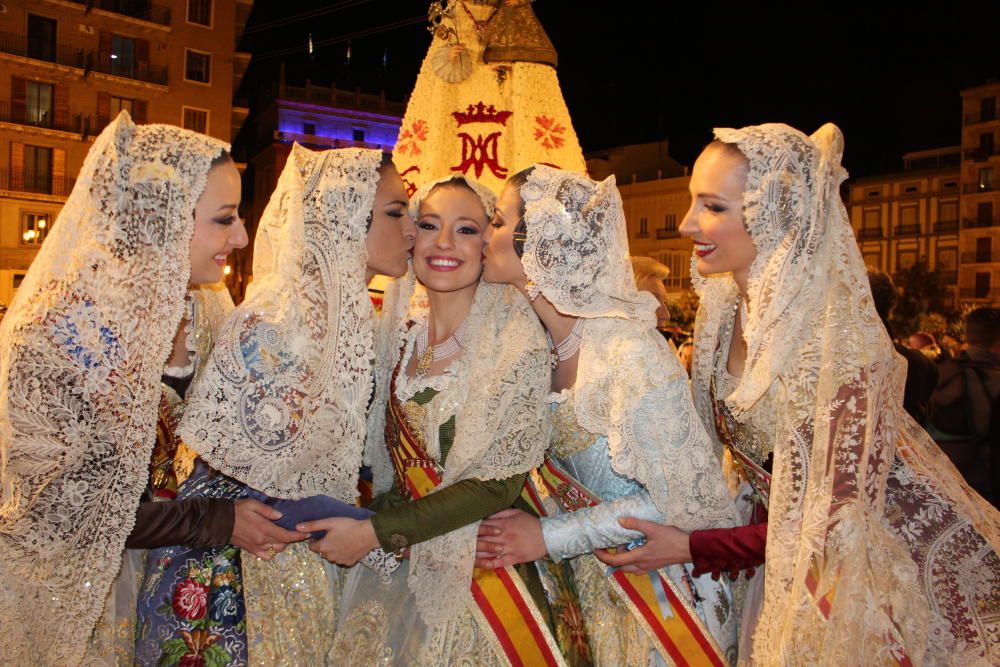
370,472,528,552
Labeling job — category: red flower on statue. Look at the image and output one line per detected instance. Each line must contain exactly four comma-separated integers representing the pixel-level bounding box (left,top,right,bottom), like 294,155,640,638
172,578,209,620
397,119,428,156
534,115,566,150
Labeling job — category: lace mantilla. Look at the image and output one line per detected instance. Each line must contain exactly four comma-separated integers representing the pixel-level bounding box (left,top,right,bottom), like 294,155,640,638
178,146,380,502
690,123,1000,665
516,166,736,531
0,111,229,666
366,279,552,626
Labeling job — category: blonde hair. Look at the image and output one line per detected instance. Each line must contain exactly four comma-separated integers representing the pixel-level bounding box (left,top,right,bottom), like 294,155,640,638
630,255,670,286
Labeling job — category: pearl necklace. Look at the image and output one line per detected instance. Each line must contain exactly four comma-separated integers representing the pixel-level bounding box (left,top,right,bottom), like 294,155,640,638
550,318,584,367
415,317,469,377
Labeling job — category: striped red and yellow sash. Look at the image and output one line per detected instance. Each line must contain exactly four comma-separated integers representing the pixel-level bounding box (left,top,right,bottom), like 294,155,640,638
536,458,727,667
385,392,566,667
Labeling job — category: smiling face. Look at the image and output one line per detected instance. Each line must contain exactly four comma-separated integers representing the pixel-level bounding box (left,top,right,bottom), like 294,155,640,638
365,164,415,280
482,181,529,287
679,143,757,291
189,157,247,285
412,182,488,294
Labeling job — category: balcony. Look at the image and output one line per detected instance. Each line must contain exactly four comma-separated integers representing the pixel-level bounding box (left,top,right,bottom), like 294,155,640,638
894,223,921,236
963,217,1000,229
934,220,960,233
964,183,996,194
939,271,958,284
964,147,996,162
962,251,995,264
960,287,993,300
0,101,86,133
90,58,168,86
0,169,74,197
66,0,171,26
857,227,883,240
965,111,998,125
0,31,88,69
656,228,680,239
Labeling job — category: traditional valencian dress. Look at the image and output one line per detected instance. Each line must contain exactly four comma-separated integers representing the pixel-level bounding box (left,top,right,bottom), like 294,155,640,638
507,166,740,665
688,124,1000,666
0,112,231,665
136,146,390,665
333,175,586,666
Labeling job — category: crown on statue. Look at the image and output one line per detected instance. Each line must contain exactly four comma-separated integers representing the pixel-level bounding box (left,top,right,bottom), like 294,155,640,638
452,101,513,126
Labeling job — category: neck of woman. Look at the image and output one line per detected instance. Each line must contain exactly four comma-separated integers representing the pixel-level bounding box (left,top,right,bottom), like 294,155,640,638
425,280,479,343
528,292,580,393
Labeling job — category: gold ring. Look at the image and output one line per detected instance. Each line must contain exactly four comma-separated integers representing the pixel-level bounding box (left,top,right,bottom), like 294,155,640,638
266,544,275,558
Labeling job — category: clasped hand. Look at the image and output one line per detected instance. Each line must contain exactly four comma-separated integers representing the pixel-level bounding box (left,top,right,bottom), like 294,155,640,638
230,498,310,561
296,516,380,566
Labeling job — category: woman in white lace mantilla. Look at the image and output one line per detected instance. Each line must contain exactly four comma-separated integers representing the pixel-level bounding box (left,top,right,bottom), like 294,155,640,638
315,175,584,665
601,123,1000,666
473,165,740,665
134,145,416,666
0,112,302,665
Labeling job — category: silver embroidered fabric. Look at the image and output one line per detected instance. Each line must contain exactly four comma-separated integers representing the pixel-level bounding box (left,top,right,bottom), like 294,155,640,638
517,165,737,532
178,146,380,502
690,123,1000,665
0,111,229,666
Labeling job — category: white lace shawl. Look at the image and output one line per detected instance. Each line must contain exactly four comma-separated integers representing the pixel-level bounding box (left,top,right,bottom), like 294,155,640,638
0,111,229,666
178,146,380,502
366,278,552,626
517,165,736,531
691,123,1000,665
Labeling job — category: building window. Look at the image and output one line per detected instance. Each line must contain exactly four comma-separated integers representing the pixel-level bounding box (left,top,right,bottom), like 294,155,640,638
21,211,51,245
27,14,57,62
23,145,53,194
110,34,137,78
185,50,211,84
303,122,316,136
903,184,918,193
981,132,995,156
353,128,365,142
862,251,881,269
12,273,25,290
976,237,992,263
867,189,880,198
638,217,648,237
25,81,54,128
975,272,991,299
897,249,917,272
182,107,208,134
979,168,994,192
187,0,212,26
862,209,880,231
900,206,918,226
110,96,134,117
978,202,994,226
982,97,997,123
939,201,958,223
943,180,957,190
664,213,677,231
937,247,957,272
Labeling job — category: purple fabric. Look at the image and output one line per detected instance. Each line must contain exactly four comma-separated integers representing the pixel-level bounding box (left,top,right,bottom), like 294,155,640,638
244,490,372,538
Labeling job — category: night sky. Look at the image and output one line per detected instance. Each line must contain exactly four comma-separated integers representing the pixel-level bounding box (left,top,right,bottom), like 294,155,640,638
238,1,1000,177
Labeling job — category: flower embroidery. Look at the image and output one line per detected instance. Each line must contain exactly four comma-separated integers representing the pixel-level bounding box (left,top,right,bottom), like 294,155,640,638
172,578,209,620
534,115,566,150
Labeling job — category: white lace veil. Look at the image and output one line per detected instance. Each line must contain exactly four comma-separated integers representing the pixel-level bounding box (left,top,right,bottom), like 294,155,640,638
0,111,229,665
690,123,1000,665
517,165,736,530
365,176,553,625
178,146,381,502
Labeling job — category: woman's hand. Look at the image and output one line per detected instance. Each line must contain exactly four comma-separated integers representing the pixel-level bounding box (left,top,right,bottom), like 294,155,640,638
231,498,310,561
473,508,547,569
593,517,691,573
297,517,380,566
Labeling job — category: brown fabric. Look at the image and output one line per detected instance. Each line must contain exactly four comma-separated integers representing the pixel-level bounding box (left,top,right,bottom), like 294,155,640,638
125,497,234,549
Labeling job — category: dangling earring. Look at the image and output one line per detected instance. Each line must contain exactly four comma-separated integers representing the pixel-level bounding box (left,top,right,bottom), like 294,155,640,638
525,280,541,302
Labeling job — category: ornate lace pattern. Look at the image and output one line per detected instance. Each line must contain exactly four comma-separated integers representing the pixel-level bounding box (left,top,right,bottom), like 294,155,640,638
690,123,1000,665
178,146,381,502
366,280,552,626
0,112,229,666
518,166,736,531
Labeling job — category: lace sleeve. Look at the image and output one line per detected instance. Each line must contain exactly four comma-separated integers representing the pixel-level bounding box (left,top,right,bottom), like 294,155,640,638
540,490,661,561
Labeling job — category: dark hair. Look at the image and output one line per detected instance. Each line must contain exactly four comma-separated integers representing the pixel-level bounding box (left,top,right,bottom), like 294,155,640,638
966,307,1000,347
507,167,534,257
210,150,234,169
867,268,897,327
378,152,395,171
